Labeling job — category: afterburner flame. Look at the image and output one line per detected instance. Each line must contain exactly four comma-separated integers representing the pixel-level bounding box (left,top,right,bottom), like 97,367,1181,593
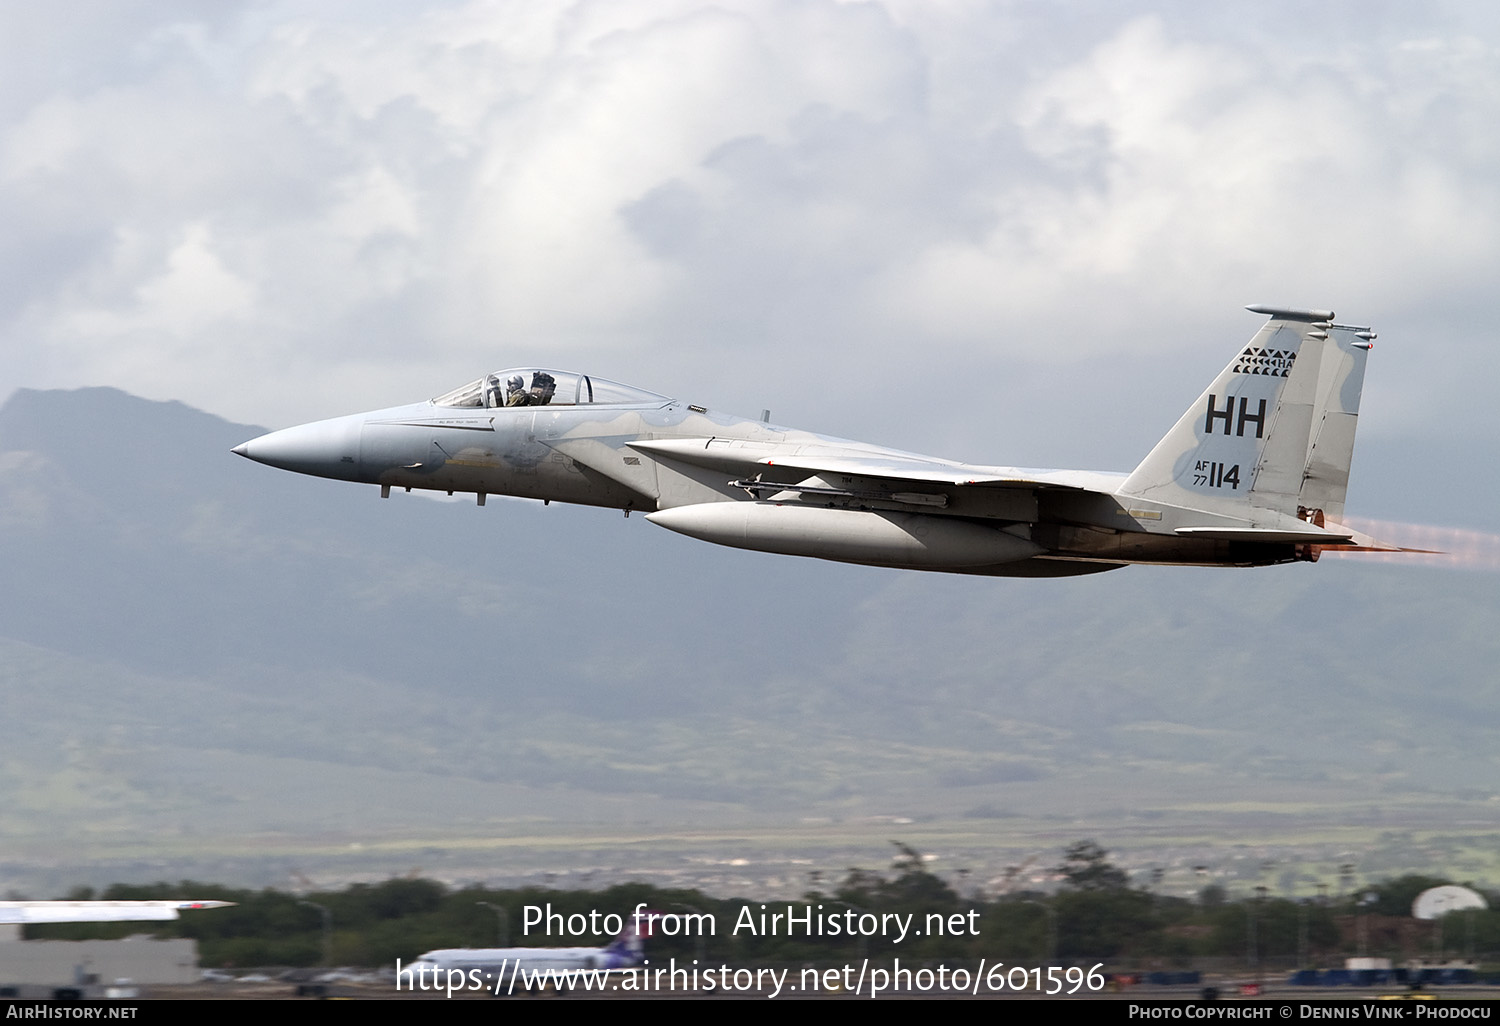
1328,517,1500,570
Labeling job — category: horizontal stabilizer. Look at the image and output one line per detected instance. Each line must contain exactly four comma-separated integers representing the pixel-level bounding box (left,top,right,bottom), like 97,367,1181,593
1174,526,1354,544
1173,523,1442,554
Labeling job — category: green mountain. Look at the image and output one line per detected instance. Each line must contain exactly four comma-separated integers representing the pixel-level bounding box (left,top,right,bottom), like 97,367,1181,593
0,387,1496,895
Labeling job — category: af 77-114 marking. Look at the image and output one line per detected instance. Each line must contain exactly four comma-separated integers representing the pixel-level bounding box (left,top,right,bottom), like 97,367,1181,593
234,305,1414,576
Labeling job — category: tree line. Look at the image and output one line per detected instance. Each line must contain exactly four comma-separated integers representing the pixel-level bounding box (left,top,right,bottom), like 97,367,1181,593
23,842,1497,968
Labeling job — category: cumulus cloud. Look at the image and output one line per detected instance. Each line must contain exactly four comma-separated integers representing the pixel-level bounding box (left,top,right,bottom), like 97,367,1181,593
1,0,1497,476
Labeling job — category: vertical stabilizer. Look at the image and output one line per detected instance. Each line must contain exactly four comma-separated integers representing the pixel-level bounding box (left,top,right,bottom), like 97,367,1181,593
1119,306,1336,519
1296,323,1372,523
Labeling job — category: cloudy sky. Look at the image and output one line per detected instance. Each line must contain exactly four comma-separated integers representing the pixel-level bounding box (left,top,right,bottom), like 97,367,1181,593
4,1,1498,519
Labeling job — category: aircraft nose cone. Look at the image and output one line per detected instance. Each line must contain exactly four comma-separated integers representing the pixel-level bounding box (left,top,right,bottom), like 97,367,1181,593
232,417,364,481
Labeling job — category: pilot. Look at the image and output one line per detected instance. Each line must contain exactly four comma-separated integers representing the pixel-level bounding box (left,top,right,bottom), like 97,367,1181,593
504,374,530,406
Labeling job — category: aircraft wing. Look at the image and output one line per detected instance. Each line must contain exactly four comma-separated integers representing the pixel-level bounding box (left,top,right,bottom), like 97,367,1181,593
0,900,235,924
627,439,1096,490
751,453,1087,488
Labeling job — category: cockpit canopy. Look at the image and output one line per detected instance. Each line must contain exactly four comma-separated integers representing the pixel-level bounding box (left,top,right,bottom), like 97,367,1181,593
432,369,669,409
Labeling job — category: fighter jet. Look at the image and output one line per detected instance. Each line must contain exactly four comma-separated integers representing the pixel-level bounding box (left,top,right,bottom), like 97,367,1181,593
234,306,1405,576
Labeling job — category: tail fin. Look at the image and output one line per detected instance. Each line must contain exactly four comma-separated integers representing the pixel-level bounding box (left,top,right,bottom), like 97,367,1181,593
602,908,659,967
1119,305,1370,523
1298,321,1373,523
